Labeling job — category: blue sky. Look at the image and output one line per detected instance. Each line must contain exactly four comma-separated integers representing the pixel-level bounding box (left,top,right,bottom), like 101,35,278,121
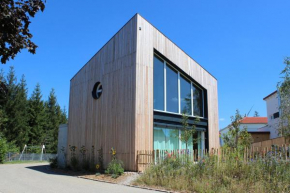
1,1,289,129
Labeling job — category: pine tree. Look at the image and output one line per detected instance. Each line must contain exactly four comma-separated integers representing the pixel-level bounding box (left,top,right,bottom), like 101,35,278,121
2,66,18,144
3,68,30,151
254,111,259,117
0,70,7,131
60,106,68,124
45,89,61,153
14,75,30,150
28,83,46,146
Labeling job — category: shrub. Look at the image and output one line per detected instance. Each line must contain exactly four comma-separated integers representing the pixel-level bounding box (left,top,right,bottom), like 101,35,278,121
49,157,58,168
105,159,124,178
97,146,104,172
105,147,124,178
135,151,290,193
69,145,79,170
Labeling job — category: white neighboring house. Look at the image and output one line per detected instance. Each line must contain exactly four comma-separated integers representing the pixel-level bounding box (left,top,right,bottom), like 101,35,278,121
262,91,280,139
220,117,268,145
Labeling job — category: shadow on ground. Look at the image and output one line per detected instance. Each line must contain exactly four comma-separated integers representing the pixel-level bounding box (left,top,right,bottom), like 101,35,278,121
26,164,94,177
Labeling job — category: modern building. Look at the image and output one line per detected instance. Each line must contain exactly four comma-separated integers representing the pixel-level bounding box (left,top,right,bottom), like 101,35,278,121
220,90,282,146
262,91,280,139
67,14,219,171
220,117,269,145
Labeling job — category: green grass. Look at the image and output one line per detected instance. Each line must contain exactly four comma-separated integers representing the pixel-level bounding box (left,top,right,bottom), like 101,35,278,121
4,160,48,164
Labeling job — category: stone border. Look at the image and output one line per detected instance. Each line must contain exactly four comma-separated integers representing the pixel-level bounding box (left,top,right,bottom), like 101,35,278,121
47,166,177,193
77,175,176,193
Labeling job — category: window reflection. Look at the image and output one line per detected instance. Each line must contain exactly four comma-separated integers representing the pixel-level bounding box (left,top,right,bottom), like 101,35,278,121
153,56,164,111
180,76,191,115
166,65,178,113
193,85,203,117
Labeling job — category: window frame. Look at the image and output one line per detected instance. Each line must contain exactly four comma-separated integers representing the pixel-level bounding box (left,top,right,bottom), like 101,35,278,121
153,53,205,118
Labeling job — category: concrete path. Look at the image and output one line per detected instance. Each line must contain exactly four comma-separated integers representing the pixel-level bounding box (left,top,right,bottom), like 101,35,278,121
0,163,156,193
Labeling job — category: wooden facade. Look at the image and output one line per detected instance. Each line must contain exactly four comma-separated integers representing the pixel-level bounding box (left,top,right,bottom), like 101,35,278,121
67,14,219,171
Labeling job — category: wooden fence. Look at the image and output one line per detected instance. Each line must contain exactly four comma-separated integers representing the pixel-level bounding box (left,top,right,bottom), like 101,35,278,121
252,137,290,148
137,145,290,172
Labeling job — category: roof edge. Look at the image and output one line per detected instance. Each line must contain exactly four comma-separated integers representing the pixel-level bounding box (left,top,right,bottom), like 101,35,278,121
136,13,217,80
263,90,277,100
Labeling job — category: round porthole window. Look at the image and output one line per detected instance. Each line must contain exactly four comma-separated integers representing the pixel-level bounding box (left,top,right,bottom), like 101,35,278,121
92,82,103,99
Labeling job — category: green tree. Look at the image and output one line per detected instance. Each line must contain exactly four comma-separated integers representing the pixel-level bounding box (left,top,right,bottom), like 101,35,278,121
1,68,30,151
45,89,64,153
28,83,46,146
172,113,200,151
0,70,8,130
222,110,252,149
253,111,259,117
277,57,290,137
14,75,30,149
60,106,68,124
0,133,8,163
0,0,46,64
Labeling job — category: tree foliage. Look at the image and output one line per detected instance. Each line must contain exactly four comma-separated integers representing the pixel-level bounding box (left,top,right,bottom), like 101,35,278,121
0,67,67,154
222,110,252,150
28,83,46,146
45,89,67,153
172,113,200,150
0,0,46,64
277,57,290,137
254,111,259,117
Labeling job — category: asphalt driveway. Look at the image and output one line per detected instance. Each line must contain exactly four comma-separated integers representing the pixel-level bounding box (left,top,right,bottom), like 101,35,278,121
0,163,156,193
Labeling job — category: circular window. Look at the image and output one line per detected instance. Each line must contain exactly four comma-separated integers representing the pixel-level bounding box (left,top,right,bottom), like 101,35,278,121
92,82,103,99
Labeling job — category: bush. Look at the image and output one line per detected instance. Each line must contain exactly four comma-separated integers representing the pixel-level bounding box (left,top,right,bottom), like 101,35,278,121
105,147,124,178
105,159,124,178
49,157,58,168
135,152,290,193
0,135,8,163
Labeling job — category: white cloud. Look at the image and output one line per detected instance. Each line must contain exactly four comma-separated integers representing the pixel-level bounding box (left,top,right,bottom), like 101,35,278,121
219,118,225,122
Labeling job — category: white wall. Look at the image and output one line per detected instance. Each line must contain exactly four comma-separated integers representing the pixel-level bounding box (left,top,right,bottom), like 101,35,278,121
57,124,68,168
220,123,267,145
264,93,280,139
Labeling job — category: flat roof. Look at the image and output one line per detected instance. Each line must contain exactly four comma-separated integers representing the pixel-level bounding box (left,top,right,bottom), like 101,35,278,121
263,90,277,100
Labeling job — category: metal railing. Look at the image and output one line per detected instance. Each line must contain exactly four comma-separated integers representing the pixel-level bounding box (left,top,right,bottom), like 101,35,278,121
5,152,56,162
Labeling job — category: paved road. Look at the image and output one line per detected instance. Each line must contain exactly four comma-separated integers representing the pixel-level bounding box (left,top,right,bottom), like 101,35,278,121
0,163,156,193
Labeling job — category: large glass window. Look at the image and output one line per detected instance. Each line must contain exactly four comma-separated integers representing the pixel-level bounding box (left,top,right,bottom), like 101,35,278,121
193,85,203,117
153,127,200,150
153,54,205,118
166,65,178,113
180,76,192,115
154,127,179,150
153,56,164,111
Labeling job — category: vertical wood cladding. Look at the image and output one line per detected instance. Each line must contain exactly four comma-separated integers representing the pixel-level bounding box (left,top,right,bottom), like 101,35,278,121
67,15,138,170
68,14,219,171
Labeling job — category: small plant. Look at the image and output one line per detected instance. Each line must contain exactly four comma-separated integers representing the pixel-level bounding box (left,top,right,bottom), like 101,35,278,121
97,146,104,172
90,145,95,171
69,145,79,170
80,145,90,170
49,157,58,168
105,147,124,178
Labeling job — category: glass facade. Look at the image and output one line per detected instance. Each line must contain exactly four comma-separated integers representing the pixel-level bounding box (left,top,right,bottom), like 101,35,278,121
180,75,191,115
153,54,205,151
153,127,179,150
153,56,164,111
153,127,196,150
153,54,204,117
166,65,178,113
193,85,203,117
